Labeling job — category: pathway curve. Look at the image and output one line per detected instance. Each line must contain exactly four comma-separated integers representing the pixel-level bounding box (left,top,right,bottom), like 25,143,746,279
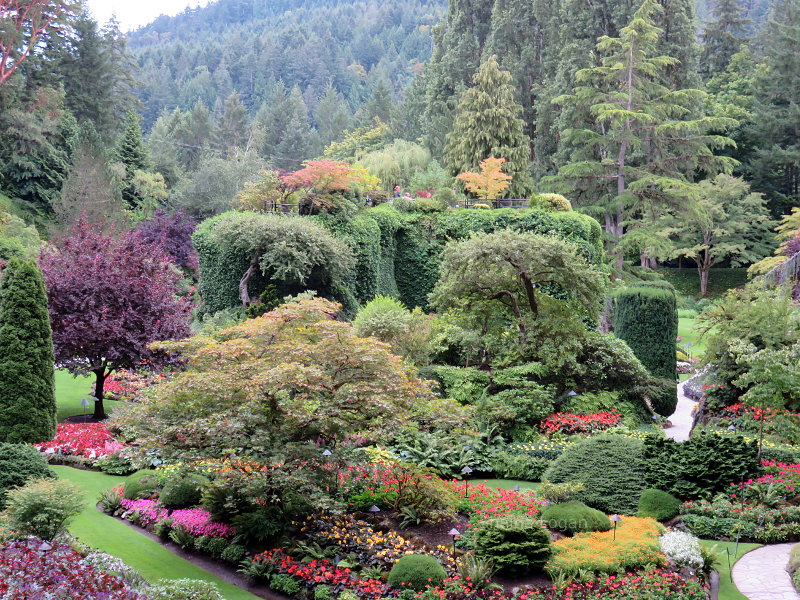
665,380,695,442
732,543,799,600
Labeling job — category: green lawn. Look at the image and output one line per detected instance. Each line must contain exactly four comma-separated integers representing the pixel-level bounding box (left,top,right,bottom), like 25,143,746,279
658,267,747,299
53,466,261,600
678,316,706,359
55,369,119,422
474,478,540,491
700,540,762,600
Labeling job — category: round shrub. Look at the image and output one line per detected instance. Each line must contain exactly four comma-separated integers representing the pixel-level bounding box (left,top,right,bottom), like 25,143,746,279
220,543,247,565
160,473,209,508
0,442,54,509
473,516,552,575
543,435,646,515
147,579,223,600
3,477,84,540
388,554,447,591
123,470,160,500
638,489,682,521
540,501,612,535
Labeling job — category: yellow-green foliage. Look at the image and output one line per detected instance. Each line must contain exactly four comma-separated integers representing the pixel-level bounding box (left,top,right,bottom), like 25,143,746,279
531,193,572,212
546,516,665,577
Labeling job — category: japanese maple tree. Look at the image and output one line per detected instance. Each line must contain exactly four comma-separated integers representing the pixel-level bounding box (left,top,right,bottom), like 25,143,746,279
39,219,191,419
281,160,368,193
456,156,512,200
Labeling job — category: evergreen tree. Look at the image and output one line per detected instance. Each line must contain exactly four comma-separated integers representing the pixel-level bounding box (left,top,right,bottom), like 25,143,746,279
699,0,750,79
314,83,351,147
268,86,319,170
443,55,533,198
211,91,250,155
0,257,56,443
552,0,737,270
745,0,800,215
356,79,395,126
114,110,152,208
54,122,125,225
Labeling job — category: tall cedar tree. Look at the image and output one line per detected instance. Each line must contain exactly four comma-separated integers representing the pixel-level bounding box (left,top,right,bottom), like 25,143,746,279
699,0,750,79
0,257,56,443
443,55,533,198
210,91,249,155
746,0,800,215
114,109,152,209
552,0,736,270
39,220,190,419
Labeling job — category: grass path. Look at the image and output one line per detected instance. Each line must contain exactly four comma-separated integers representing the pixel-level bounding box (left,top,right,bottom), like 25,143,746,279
701,540,762,600
53,466,261,600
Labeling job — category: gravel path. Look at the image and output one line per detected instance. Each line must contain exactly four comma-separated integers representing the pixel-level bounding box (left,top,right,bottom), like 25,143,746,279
665,380,695,442
732,543,800,600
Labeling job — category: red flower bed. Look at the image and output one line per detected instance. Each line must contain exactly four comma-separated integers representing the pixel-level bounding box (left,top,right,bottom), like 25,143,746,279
0,540,144,600
720,403,785,421
35,423,126,459
540,410,621,435
525,570,702,599
444,480,543,526
254,549,390,599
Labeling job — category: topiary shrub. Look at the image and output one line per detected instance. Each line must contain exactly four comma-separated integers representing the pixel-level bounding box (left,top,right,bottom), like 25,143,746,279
122,470,160,500
634,377,678,417
543,435,646,514
638,489,681,521
473,516,552,575
613,285,678,381
387,554,447,591
159,473,209,508
540,501,611,535
0,442,54,509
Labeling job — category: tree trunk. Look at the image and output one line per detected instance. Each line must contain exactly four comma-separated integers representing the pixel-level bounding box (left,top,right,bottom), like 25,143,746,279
699,267,709,297
239,260,258,307
93,368,107,420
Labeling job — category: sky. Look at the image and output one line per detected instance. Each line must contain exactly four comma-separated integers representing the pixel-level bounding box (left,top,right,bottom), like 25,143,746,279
84,0,212,32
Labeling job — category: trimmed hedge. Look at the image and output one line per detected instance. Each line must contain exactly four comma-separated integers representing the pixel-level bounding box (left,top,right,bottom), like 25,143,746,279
637,489,681,521
473,516,552,575
541,501,612,535
613,285,678,380
387,554,446,591
543,435,646,515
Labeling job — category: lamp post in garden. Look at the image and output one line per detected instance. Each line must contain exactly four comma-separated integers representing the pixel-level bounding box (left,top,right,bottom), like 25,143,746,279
448,528,461,557
369,505,381,524
460,466,472,498
81,397,90,421
610,514,622,540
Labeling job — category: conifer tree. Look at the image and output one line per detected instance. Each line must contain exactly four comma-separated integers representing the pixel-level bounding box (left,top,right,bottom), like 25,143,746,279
552,0,737,269
272,87,319,170
746,0,800,215
115,109,152,208
314,83,351,147
357,79,395,127
211,91,250,155
443,55,533,198
699,0,750,79
0,257,56,443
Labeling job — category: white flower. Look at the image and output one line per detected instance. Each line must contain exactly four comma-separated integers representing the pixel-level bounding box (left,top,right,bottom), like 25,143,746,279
660,530,703,569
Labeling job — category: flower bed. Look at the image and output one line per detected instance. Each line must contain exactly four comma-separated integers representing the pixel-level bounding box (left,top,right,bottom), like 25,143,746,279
302,514,457,572
444,480,544,527
540,411,621,435
120,498,170,527
681,496,800,543
546,517,666,577
0,540,145,599
119,498,234,538
526,570,703,599
35,423,126,459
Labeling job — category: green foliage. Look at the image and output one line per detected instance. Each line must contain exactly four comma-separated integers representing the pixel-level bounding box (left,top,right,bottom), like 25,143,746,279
642,434,761,500
490,451,551,481
429,366,489,405
123,470,160,500
220,543,247,565
537,481,587,505
613,285,678,380
635,377,678,417
98,488,123,514
2,477,84,540
530,194,572,212
94,452,136,476
159,474,210,508
387,554,447,591
543,436,647,514
231,506,285,547
0,442,54,510
473,516,552,575
196,535,229,557
169,525,197,549
637,489,681,521
146,579,224,600
541,501,612,535
269,574,302,595
0,257,56,443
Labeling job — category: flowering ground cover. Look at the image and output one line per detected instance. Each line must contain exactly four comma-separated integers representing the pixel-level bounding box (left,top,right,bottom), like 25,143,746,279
0,540,145,600
445,480,544,527
525,570,703,599
540,411,622,435
119,497,235,538
35,423,126,459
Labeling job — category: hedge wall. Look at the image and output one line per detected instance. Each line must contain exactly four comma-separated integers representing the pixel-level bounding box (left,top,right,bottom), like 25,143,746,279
613,284,678,380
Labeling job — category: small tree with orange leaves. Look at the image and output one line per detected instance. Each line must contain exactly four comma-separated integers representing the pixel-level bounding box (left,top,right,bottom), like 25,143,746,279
457,157,512,200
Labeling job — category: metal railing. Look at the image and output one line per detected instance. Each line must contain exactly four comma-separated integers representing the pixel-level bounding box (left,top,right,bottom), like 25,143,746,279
461,198,529,209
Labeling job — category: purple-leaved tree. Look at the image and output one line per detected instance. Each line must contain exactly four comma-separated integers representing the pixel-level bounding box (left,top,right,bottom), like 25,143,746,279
39,219,191,419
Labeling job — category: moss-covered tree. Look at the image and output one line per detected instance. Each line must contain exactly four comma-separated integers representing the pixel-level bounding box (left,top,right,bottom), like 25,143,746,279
0,257,56,443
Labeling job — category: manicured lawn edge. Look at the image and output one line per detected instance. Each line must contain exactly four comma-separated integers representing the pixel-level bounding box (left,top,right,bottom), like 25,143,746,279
53,465,264,600
701,540,762,600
